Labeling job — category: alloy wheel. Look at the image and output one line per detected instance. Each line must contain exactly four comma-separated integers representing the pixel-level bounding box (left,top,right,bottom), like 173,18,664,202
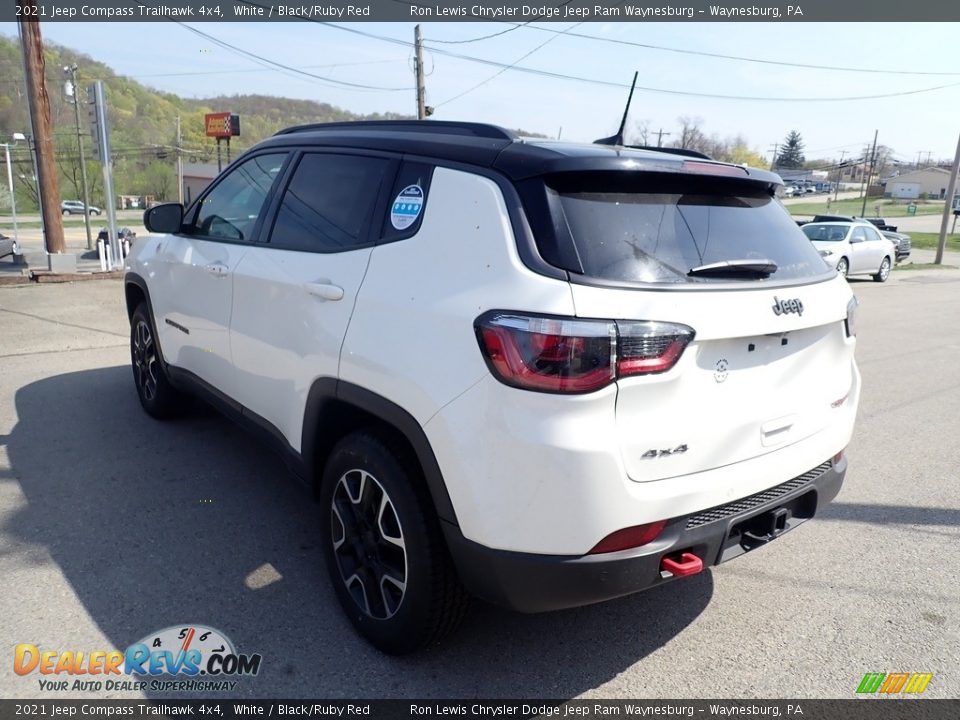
330,469,407,620
132,319,159,402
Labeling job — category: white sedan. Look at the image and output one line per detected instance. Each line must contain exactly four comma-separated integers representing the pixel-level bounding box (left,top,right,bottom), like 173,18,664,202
801,221,897,282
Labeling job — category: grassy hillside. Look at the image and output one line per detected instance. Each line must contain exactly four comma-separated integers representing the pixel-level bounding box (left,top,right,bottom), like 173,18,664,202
0,34,414,210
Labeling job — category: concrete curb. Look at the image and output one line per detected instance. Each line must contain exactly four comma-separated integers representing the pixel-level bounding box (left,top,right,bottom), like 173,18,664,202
0,274,32,286
32,270,123,283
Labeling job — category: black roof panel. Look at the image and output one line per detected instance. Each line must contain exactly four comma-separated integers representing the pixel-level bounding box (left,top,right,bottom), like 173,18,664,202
253,121,780,186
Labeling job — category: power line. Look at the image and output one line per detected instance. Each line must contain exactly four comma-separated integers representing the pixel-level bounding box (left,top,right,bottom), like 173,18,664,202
172,22,414,92
315,22,960,103
500,23,960,77
132,58,408,79
425,23,531,44
435,22,584,109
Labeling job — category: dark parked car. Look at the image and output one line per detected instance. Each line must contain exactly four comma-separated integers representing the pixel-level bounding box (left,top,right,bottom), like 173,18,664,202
881,231,911,262
97,227,136,242
0,232,15,260
860,217,898,232
812,214,855,223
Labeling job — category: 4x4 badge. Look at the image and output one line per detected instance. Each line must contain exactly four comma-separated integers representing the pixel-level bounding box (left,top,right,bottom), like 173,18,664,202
772,296,804,317
642,445,688,459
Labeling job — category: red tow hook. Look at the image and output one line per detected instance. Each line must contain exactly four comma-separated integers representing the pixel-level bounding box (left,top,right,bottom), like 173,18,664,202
660,552,703,578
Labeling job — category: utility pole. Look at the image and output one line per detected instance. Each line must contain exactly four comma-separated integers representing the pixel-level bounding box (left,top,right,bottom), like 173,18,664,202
769,144,778,171
655,128,671,148
934,130,960,265
176,115,183,204
834,150,846,202
414,24,426,120
65,64,93,250
860,130,878,217
18,13,65,256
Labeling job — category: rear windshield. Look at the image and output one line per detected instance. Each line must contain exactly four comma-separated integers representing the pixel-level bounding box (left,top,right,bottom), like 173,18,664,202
555,189,828,284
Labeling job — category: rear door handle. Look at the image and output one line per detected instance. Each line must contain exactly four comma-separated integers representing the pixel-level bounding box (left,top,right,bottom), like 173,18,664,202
204,262,229,277
303,281,344,301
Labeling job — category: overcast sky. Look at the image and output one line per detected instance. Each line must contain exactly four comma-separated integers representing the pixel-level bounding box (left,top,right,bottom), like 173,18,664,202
3,21,959,163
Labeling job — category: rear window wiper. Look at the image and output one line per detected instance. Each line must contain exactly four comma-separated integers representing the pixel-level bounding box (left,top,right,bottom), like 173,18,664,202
687,259,778,278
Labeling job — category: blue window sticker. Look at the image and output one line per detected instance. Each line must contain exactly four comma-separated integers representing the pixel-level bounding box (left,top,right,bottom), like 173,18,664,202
390,185,424,230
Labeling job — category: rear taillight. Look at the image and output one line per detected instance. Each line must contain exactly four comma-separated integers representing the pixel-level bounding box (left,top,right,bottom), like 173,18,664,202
845,296,859,338
475,312,694,394
617,321,695,378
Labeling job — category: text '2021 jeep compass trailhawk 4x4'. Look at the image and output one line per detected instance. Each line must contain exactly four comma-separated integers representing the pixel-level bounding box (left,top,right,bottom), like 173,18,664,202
125,121,860,654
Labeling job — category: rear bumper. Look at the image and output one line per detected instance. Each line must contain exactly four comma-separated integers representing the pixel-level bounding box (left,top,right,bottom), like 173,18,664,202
443,455,845,613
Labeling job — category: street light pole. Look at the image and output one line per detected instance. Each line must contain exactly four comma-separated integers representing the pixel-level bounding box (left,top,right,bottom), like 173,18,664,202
65,64,93,251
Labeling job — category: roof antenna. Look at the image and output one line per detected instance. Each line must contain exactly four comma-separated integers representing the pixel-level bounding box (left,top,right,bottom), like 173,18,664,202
594,71,638,146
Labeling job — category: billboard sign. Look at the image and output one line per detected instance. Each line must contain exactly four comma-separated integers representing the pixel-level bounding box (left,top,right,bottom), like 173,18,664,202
204,112,240,139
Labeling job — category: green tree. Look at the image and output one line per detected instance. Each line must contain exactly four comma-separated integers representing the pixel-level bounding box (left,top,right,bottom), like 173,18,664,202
131,160,175,201
776,131,805,169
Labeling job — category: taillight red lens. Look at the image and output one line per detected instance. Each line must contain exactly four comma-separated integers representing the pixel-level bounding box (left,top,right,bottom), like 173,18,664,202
475,313,695,394
477,315,616,393
617,321,695,378
589,520,667,554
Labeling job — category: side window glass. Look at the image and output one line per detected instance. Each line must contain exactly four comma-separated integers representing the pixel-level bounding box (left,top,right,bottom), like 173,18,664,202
380,162,434,243
851,227,867,243
192,153,287,241
269,153,390,253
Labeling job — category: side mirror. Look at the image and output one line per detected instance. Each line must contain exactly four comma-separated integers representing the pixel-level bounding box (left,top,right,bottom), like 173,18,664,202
143,203,184,234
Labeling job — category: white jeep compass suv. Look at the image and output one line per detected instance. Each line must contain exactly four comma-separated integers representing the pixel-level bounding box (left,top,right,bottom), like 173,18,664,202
125,121,860,654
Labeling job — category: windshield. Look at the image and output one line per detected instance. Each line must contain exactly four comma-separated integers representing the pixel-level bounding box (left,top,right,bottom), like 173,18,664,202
802,224,850,242
556,190,828,284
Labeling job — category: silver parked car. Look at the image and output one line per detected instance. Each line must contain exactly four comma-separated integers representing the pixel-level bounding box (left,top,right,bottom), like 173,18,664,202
801,221,897,282
60,200,102,216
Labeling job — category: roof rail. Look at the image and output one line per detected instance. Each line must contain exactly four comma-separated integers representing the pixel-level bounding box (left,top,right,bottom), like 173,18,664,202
275,120,517,141
626,145,712,160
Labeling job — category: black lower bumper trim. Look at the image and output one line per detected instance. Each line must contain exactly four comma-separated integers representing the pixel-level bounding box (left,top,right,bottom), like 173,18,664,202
442,456,846,613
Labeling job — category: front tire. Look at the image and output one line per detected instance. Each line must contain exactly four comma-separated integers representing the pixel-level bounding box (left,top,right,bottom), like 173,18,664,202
319,432,469,654
130,303,187,419
836,257,849,278
873,256,891,282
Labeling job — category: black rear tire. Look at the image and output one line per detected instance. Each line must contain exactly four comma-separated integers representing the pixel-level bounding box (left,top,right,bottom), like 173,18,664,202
130,303,188,419
319,431,469,654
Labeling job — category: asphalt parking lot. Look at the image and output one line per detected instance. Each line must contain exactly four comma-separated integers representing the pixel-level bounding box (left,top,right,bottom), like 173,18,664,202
1,271,958,700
